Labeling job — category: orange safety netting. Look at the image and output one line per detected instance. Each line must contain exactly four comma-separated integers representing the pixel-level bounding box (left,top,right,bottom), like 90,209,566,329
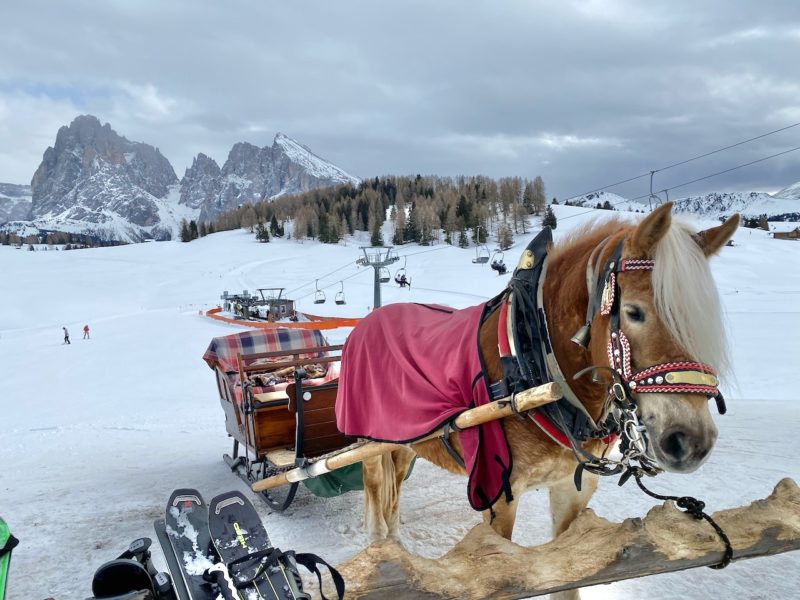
206,307,360,330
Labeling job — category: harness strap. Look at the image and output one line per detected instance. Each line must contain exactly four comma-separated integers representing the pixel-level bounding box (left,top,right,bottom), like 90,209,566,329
439,421,466,470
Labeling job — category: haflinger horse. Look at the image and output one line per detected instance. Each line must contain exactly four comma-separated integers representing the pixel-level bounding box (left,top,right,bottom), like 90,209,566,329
336,202,738,599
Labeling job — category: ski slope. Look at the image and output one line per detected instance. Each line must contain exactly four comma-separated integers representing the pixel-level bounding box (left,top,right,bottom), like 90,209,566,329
1,205,798,599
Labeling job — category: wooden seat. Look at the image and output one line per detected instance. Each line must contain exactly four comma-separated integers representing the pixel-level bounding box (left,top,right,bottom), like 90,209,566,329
286,380,351,456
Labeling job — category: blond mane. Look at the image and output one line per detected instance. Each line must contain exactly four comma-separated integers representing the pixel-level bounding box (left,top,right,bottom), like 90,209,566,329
652,219,731,378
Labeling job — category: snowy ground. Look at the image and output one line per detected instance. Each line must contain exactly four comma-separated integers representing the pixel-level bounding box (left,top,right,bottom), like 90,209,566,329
1,205,798,599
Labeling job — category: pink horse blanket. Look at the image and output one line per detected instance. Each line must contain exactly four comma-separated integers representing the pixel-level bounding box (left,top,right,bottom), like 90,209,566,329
336,302,512,511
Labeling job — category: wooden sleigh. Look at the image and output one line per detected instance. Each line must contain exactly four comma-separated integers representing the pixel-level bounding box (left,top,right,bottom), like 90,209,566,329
204,329,355,510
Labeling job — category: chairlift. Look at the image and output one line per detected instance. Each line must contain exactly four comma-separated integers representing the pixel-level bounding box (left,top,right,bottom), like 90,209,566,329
314,279,326,304
379,267,391,283
395,256,410,288
335,281,346,305
490,250,507,275
472,245,490,264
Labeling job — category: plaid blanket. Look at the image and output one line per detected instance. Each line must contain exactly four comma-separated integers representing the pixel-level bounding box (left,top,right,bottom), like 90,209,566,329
336,303,512,511
203,328,338,405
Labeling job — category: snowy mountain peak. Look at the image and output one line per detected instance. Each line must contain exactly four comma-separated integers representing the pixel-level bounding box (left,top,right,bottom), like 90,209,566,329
271,132,360,187
776,180,800,201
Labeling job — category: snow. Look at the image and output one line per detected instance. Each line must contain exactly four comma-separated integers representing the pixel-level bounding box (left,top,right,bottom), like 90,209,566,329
274,133,360,185
1,205,798,599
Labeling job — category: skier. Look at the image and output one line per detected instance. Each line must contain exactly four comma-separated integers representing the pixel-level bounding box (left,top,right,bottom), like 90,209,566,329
83,324,90,339
62,327,70,345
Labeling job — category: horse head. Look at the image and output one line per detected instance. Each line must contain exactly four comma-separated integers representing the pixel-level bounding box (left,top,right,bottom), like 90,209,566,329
579,203,739,473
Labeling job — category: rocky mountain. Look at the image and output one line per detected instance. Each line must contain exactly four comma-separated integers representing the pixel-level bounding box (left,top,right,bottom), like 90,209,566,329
0,183,32,223
1,116,359,243
180,133,360,222
4,115,184,242
178,153,221,223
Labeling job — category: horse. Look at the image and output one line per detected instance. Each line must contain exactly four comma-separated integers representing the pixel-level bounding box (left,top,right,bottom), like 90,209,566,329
338,202,738,600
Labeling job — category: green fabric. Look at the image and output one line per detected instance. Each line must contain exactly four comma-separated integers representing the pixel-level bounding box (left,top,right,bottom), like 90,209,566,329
302,458,416,498
0,517,16,600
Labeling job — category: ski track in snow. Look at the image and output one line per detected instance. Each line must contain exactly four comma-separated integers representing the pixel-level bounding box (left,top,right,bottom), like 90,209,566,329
1,206,798,599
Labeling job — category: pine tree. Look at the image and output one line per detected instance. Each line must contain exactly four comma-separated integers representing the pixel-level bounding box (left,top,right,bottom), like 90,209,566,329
255,221,270,242
543,206,558,229
270,214,280,236
189,220,199,240
180,219,191,242
370,216,384,246
458,227,469,248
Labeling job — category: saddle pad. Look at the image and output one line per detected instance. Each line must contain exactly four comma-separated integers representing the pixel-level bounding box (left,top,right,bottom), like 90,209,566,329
336,302,512,511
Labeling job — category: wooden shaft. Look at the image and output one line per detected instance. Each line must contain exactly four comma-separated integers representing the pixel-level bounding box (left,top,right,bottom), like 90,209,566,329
251,382,561,492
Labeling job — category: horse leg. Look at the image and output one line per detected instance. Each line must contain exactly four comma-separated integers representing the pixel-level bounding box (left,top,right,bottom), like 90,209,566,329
361,454,390,541
548,473,599,600
386,447,416,538
482,483,522,539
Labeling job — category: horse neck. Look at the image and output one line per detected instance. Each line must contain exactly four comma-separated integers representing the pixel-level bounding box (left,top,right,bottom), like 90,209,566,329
542,228,627,421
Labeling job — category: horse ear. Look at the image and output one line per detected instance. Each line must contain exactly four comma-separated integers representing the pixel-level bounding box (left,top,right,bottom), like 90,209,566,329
629,202,673,255
694,213,740,257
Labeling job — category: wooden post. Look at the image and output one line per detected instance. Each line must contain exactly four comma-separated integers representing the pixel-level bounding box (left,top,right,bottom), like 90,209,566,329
330,478,800,599
251,382,561,493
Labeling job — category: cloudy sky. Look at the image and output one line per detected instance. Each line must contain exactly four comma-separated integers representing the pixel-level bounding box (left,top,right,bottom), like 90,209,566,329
1,0,799,200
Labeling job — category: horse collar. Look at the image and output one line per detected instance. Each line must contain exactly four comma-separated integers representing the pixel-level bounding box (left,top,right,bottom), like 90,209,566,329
491,228,605,447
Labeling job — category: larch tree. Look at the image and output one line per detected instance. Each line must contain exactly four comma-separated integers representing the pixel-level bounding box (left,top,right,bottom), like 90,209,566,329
532,176,546,215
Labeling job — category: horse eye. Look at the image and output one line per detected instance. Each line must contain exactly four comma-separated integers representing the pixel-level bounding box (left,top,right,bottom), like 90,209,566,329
624,305,645,323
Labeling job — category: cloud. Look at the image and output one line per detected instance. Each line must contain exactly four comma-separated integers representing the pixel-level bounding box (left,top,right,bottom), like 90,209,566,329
0,0,798,197
116,82,178,121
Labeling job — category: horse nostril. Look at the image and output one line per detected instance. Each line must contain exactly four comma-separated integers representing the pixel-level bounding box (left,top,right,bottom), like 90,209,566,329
661,430,691,462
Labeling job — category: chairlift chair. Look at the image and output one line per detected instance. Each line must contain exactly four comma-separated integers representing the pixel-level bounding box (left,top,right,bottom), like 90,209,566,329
472,245,490,264
314,279,326,304
379,267,391,283
335,281,346,305
491,250,507,275
395,256,410,287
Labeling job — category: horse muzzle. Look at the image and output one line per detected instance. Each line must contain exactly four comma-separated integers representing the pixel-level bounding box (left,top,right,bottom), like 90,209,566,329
652,422,719,473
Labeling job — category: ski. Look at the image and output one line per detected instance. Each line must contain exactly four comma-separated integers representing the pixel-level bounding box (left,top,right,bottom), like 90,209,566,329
0,518,18,600
155,489,218,600
207,491,306,600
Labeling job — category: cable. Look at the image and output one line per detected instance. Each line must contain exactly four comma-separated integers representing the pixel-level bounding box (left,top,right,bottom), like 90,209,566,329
283,258,358,297
293,266,370,302
628,144,800,201
556,143,800,224
562,121,800,203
